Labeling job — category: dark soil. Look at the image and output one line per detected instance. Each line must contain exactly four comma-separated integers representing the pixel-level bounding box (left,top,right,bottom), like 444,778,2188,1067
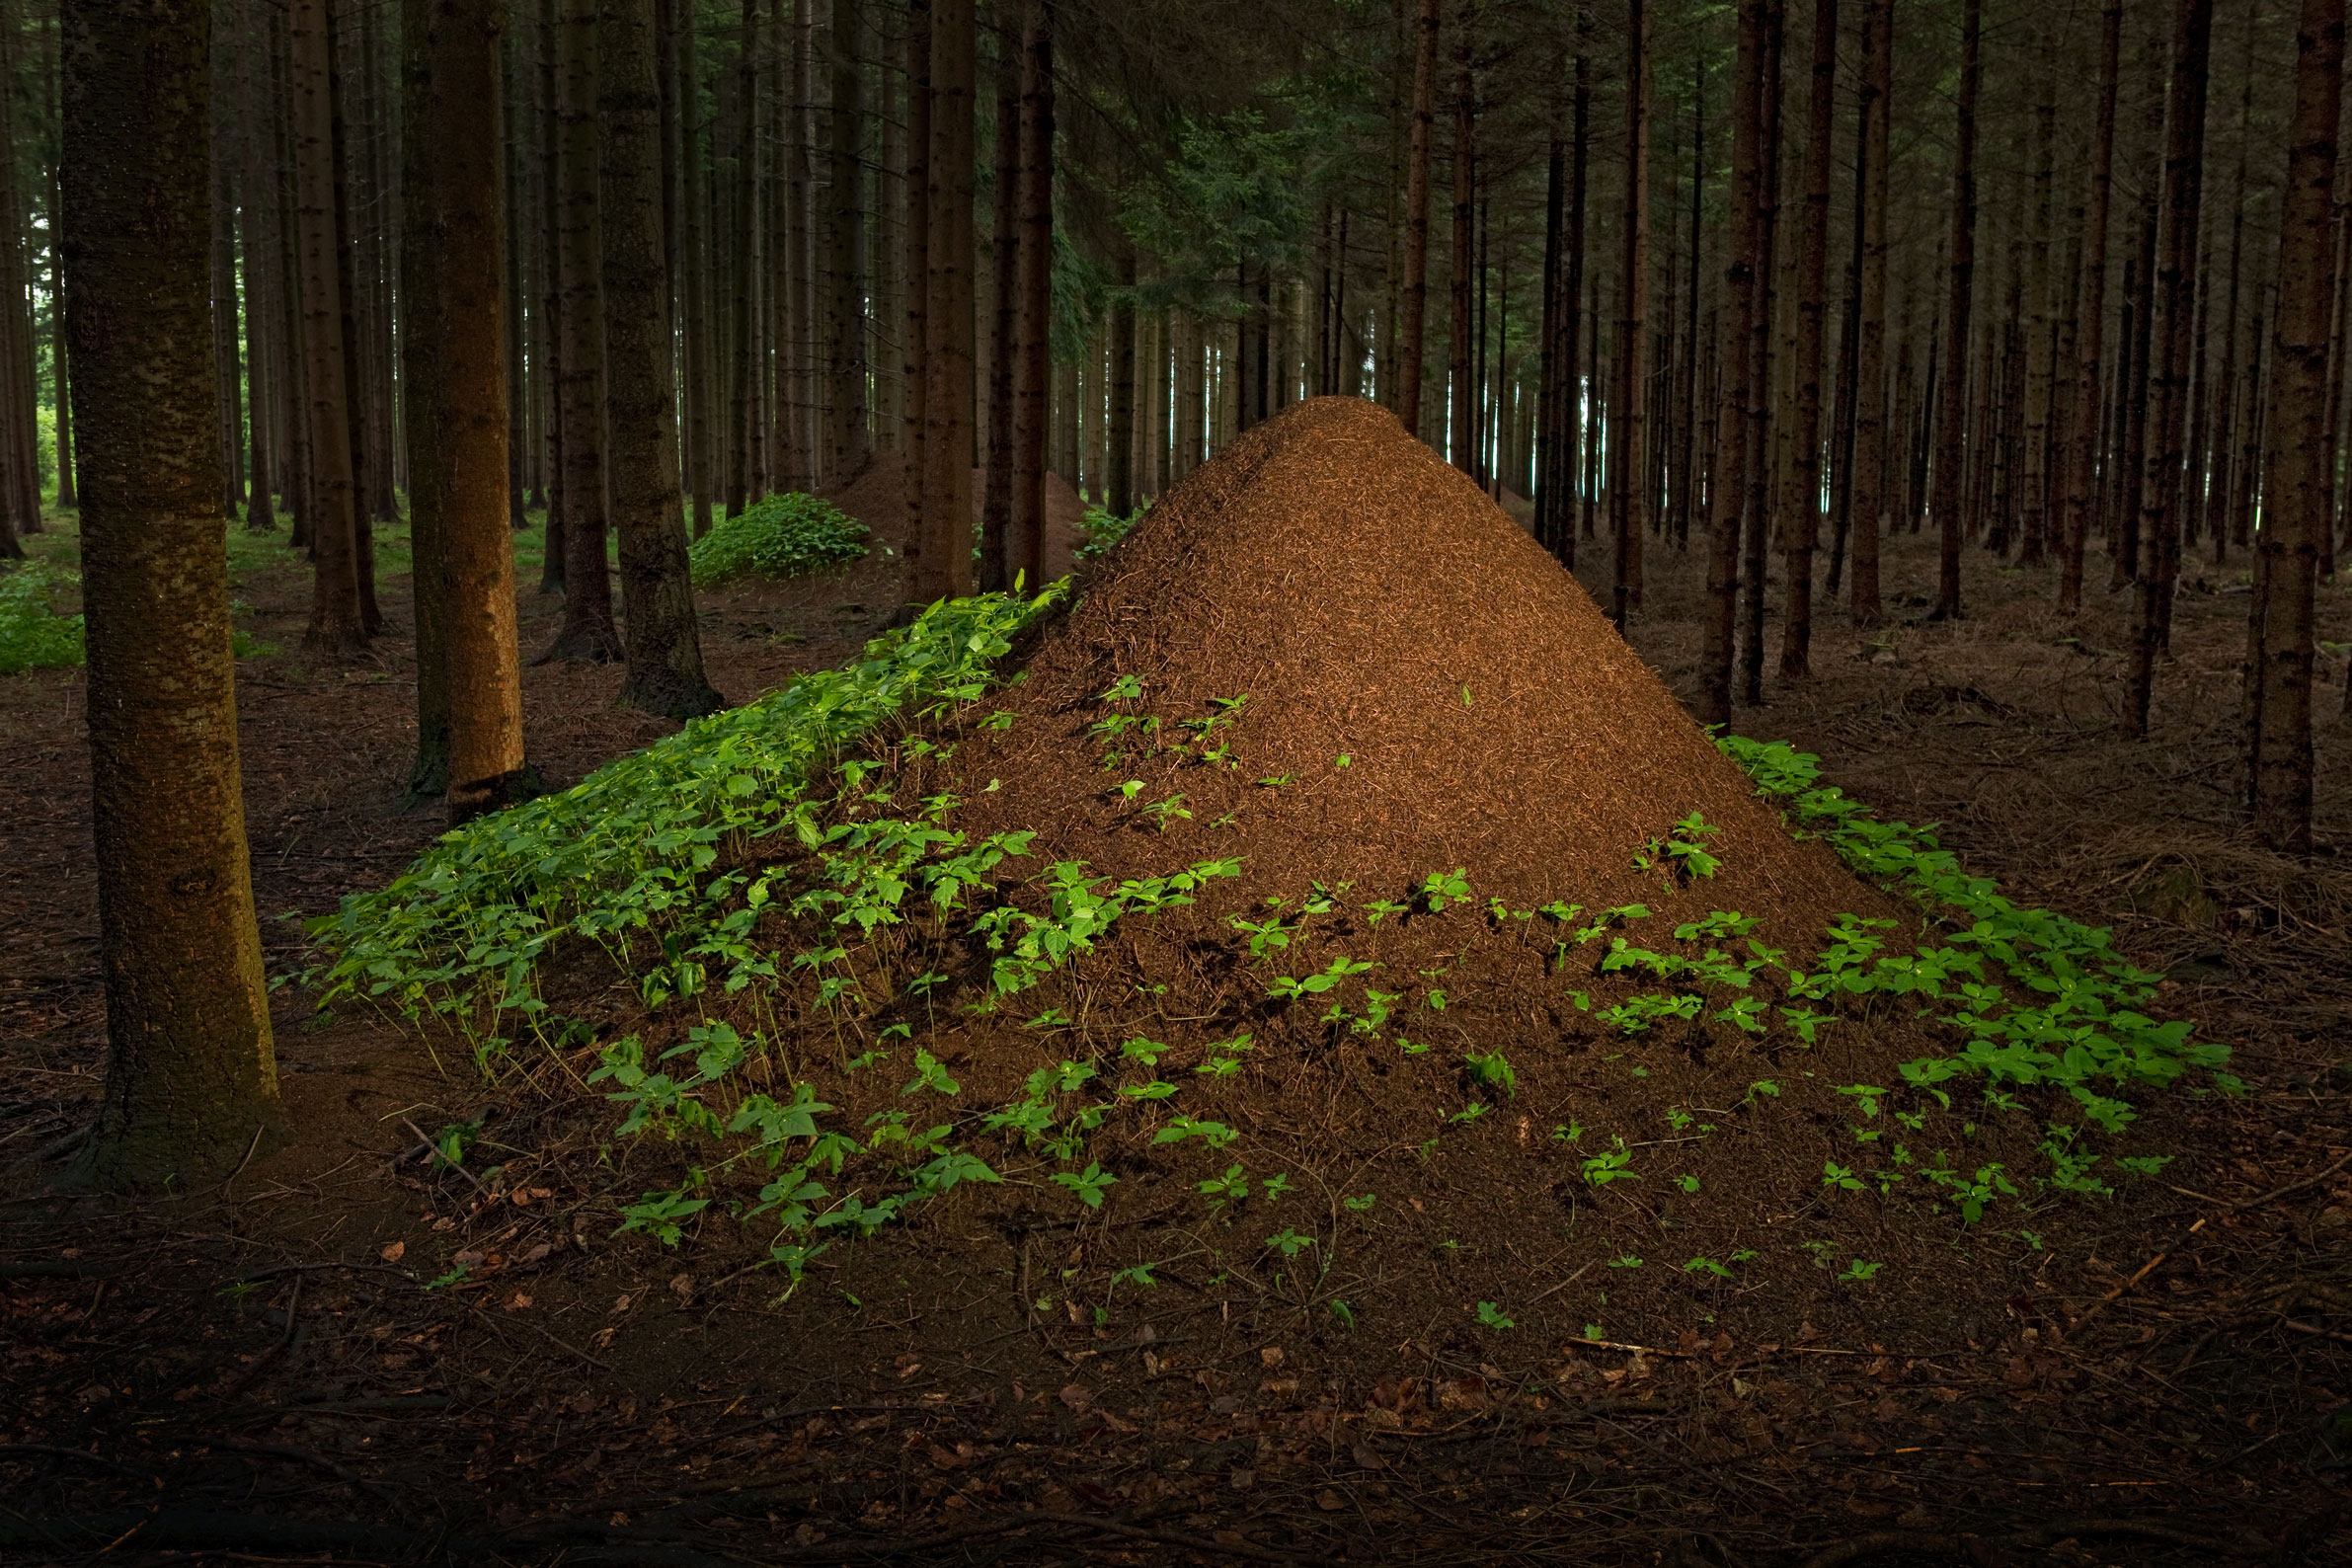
3,413,2349,1566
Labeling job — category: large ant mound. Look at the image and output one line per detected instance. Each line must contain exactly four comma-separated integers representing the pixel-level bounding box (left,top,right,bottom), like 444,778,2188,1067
951,394,1879,940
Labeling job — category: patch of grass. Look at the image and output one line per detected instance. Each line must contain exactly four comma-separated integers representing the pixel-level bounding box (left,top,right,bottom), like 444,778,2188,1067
0,563,83,673
689,492,869,586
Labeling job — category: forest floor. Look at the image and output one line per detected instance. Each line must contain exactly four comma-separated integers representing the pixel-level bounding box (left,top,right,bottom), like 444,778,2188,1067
2,490,2350,1567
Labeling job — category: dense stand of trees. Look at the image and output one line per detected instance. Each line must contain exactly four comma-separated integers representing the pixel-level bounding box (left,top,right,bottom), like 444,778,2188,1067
36,0,2352,1180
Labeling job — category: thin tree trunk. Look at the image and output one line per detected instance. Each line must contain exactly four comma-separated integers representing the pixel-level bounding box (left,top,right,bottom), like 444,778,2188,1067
679,1,713,536
1448,0,1474,473
900,0,933,603
1930,0,1981,619
1848,0,1891,624
1395,0,1441,436
1009,0,1052,585
292,0,365,653
605,0,721,716
1109,241,1136,517
63,0,283,1186
2061,0,2122,614
1701,0,1768,728
2126,0,2216,738
980,31,1016,590
2247,0,2342,848
1777,0,1836,677
541,0,621,661
919,0,977,598
1610,0,1650,626
823,0,868,477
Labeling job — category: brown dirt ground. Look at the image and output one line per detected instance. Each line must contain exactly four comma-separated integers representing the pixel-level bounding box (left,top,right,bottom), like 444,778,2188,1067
3,415,2350,1566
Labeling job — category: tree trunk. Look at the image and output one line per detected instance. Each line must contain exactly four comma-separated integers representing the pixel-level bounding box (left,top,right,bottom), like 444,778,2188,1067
62,0,283,1188
1448,0,1474,474
2246,0,2342,849
1610,0,1650,627
2060,0,2122,614
540,0,622,661
1109,241,1136,517
920,0,977,598
1738,0,1783,705
1777,0,1836,677
1930,0,1981,620
980,31,1017,590
328,11,383,634
2126,0,2215,739
1009,0,1053,586
900,0,933,603
400,0,450,800
1700,0,1769,729
292,0,365,653
603,0,721,716
679,0,713,536
47,23,73,512
538,0,567,586
1848,0,1891,624
823,0,867,479
1395,0,1440,438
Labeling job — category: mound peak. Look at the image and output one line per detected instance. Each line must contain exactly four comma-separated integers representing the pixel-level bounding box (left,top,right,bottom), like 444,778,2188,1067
955,395,1878,945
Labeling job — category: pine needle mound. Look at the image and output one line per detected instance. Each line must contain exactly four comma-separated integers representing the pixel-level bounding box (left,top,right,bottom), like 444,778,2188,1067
951,395,1876,939
330,395,2218,1360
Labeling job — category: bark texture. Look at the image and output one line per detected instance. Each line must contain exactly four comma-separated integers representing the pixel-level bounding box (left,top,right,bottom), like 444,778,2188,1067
64,0,284,1186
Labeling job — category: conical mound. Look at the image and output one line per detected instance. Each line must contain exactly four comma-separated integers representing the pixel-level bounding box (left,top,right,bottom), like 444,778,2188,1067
952,395,1883,946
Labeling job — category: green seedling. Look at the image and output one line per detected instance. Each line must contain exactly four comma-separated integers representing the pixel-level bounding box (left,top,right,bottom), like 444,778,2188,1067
1462,1049,1516,1097
1051,1162,1118,1210
1264,1227,1316,1259
1474,1300,1515,1329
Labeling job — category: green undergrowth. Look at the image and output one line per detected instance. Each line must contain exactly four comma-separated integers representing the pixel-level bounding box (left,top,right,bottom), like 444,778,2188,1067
0,563,83,673
688,491,869,586
311,588,2227,1301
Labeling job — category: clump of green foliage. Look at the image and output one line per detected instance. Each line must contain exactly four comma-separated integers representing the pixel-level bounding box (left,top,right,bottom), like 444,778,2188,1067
1720,733,2234,1116
0,564,84,674
688,491,869,585
1076,502,1146,560
310,588,1063,1035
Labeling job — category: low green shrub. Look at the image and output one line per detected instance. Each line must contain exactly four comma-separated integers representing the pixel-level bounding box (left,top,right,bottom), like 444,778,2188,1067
688,492,869,585
0,564,84,674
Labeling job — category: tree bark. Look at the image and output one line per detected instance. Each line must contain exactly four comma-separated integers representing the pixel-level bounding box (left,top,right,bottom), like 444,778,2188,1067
980,28,1017,590
1009,0,1053,586
601,0,721,716
678,0,713,536
292,0,366,654
408,0,532,816
2246,0,2342,849
1448,0,1474,474
1930,0,1981,620
62,0,283,1187
920,0,977,598
2126,0,2215,739
1610,0,1650,627
1395,0,1440,438
2060,0,2122,614
900,0,933,604
1847,0,1891,625
1109,240,1136,518
823,0,868,479
1700,0,1768,729
1777,0,1835,676
540,0,622,663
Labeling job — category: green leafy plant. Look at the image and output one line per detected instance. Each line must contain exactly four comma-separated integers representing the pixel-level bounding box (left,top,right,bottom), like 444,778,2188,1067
687,491,869,584
1474,1300,1515,1330
1051,1161,1119,1211
1582,1139,1638,1187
